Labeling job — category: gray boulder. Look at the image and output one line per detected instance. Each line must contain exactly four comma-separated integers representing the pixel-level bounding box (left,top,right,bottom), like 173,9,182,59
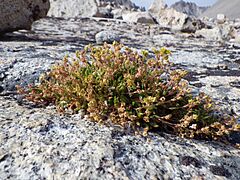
111,8,125,19
148,0,166,15
148,0,205,33
149,2,188,30
195,24,236,41
95,30,121,44
216,14,227,24
181,17,206,33
48,0,99,18
122,12,155,24
0,0,50,34
195,27,223,41
95,5,114,18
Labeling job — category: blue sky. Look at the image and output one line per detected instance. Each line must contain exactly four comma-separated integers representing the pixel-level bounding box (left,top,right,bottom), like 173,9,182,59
132,0,217,8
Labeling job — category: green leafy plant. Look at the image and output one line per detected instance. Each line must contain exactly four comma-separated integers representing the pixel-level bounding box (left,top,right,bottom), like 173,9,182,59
17,42,239,145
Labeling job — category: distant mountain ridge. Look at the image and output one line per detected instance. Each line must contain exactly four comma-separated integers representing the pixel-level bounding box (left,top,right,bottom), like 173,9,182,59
201,0,240,19
170,0,208,17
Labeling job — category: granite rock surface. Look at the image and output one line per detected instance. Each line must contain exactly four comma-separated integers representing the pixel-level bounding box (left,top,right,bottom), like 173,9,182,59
0,0,50,34
0,17,240,179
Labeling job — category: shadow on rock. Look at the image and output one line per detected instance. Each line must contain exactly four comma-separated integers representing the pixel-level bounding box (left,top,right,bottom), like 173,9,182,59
0,31,94,46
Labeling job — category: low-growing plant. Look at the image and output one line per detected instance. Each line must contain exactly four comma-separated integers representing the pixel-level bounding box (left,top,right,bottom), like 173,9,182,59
17,42,239,144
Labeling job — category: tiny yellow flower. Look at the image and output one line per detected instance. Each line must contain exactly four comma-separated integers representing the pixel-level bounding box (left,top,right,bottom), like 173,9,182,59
193,114,198,120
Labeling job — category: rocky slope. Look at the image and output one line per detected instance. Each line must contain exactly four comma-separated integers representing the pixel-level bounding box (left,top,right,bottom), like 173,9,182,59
148,0,206,33
202,0,240,19
48,0,141,18
0,16,240,179
171,0,208,17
